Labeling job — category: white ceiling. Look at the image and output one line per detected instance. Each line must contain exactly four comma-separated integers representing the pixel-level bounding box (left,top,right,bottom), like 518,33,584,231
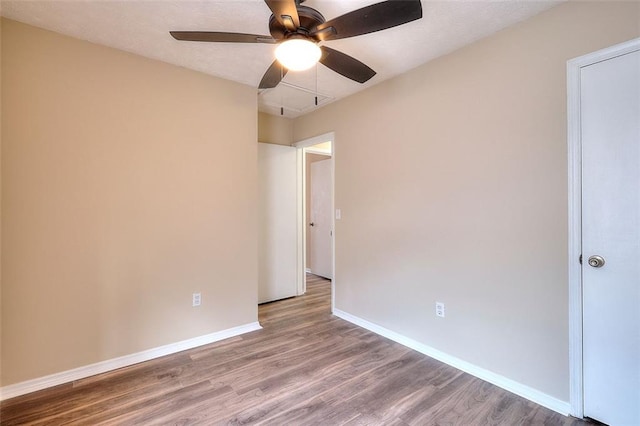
1,0,562,118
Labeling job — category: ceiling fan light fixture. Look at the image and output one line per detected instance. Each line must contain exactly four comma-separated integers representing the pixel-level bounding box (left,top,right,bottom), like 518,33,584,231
275,39,321,71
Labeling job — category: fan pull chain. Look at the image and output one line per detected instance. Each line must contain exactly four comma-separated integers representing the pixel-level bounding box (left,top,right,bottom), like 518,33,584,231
315,63,318,106
280,65,284,116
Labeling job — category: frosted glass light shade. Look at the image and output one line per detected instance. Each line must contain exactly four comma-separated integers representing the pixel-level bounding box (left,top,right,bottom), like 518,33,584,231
275,39,321,71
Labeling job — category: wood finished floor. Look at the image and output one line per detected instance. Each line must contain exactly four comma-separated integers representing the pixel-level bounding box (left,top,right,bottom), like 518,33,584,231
1,275,592,425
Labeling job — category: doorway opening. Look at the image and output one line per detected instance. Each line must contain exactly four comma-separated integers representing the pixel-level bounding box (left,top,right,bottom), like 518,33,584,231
293,132,335,312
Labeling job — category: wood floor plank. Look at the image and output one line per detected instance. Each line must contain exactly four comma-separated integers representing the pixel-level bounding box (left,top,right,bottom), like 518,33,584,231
1,275,594,425
221,340,403,425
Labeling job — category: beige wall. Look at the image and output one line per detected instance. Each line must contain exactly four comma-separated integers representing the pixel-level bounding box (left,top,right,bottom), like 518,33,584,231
293,1,639,401
258,112,293,146
0,18,3,386
1,19,258,386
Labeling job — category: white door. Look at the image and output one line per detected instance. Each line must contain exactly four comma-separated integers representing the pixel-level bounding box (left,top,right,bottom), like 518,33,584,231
309,158,332,279
258,143,298,303
582,48,640,425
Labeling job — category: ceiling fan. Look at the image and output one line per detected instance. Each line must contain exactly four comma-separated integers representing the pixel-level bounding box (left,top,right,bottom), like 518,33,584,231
170,0,423,89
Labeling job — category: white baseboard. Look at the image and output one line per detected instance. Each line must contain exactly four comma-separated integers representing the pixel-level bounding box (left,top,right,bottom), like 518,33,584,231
0,321,262,401
333,309,571,416
305,268,312,273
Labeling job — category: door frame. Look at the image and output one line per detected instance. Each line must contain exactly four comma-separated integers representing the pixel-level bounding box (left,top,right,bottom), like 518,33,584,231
293,132,335,311
566,37,640,419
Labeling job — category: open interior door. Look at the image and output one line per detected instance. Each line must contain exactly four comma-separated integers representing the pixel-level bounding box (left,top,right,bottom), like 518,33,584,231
258,143,298,303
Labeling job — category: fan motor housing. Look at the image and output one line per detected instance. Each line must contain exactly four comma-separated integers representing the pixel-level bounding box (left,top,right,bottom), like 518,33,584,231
269,5,325,40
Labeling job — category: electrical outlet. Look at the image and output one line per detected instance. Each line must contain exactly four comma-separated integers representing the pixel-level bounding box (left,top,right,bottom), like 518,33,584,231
435,302,445,318
192,293,201,307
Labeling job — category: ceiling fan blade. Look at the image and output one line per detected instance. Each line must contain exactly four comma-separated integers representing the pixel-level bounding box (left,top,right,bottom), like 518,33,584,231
311,0,422,41
170,31,276,44
264,0,300,31
259,60,288,89
319,46,376,84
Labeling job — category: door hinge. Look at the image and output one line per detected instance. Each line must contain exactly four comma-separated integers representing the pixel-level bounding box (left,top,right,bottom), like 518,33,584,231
579,254,583,264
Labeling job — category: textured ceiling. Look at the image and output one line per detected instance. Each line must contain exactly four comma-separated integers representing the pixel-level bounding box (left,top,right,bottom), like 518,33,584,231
1,0,562,118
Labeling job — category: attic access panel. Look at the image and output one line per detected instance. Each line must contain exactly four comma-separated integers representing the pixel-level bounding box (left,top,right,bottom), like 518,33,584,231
259,82,333,117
